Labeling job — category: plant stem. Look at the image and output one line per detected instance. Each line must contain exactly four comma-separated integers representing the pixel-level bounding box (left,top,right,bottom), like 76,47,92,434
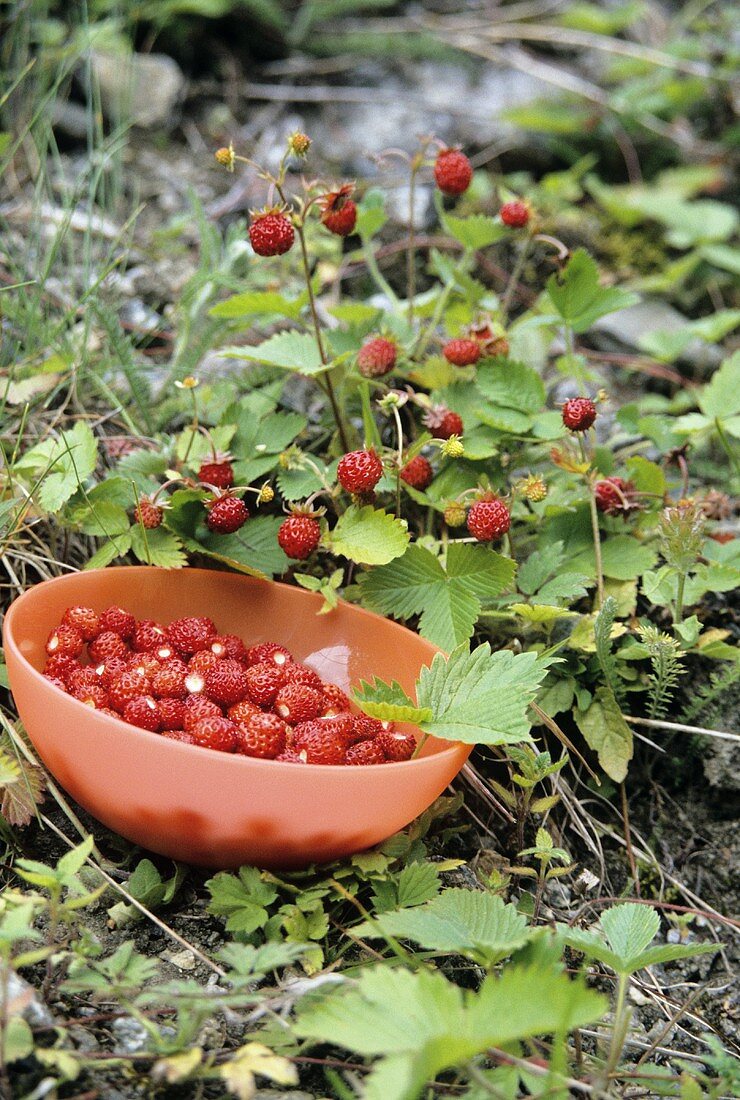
500,231,532,323
620,781,640,897
180,386,199,466
674,571,686,625
604,972,631,1082
361,235,400,307
413,247,471,359
588,484,605,610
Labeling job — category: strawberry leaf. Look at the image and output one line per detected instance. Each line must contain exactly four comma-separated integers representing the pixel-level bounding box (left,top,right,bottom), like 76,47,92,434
353,678,432,726
327,505,410,566
546,248,639,333
222,331,333,376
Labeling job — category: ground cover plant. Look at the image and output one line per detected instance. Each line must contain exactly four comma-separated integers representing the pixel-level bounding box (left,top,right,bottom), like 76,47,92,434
0,1,739,1097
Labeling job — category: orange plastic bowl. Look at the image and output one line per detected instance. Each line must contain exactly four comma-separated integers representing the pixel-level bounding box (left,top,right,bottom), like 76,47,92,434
3,567,470,869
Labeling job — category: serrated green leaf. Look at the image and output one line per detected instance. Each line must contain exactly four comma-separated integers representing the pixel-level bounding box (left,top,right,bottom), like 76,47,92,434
328,505,410,566
441,212,507,249
395,862,442,908
547,249,639,333
358,543,515,652
358,890,530,965
353,678,431,725
476,359,545,414
84,533,132,570
206,867,278,935
511,603,579,623
698,353,740,420
601,902,659,960
209,289,306,320
223,331,329,375
130,526,187,568
575,686,633,782
26,422,99,514
417,645,545,745
355,189,388,239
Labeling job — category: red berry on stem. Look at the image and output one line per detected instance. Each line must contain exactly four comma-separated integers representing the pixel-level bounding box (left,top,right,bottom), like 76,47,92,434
198,457,234,489
206,494,249,534
136,497,163,529
337,449,383,493
500,200,530,228
357,336,397,378
595,477,636,516
467,498,511,542
278,514,321,560
400,455,434,491
434,148,473,196
443,338,481,367
562,397,597,432
248,210,295,257
319,183,357,237
425,407,463,440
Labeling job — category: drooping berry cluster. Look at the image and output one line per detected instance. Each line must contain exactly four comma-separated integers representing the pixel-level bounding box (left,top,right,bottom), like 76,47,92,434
42,607,417,766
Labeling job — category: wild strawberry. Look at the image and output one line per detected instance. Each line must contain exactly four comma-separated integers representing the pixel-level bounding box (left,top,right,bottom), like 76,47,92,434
443,338,481,367
320,183,357,236
275,749,306,763
424,406,464,440
205,494,249,534
500,200,530,228
132,620,169,653
595,477,637,516
96,655,128,688
204,659,250,706
68,667,101,694
244,662,286,706
209,634,248,662
46,624,83,659
109,670,151,712
188,650,221,675
349,714,384,744
235,712,287,759
152,660,188,698
227,699,262,724
183,695,223,731
294,724,346,765
198,455,234,490
562,397,597,432
283,663,323,691
321,683,352,713
98,606,136,639
135,497,163,529
378,728,416,761
88,630,129,665
62,606,100,641
467,497,511,542
188,716,238,753
357,336,397,378
347,741,386,765
248,209,294,257
184,669,206,695
126,653,161,679
277,514,321,560
43,654,78,684
161,728,196,745
168,617,218,655
433,148,473,196
274,683,325,724
97,707,123,721
245,642,292,668
337,449,383,494
123,695,162,732
293,714,353,750
43,675,68,694
400,455,433,491
72,683,110,709
443,501,467,528
158,698,187,730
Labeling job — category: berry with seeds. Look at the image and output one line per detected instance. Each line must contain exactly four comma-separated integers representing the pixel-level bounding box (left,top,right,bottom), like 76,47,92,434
68,667,101,694
62,606,100,641
443,338,481,367
126,653,161,679
277,514,321,560
123,695,162,732
97,656,128,688
595,477,637,516
204,659,250,706
283,663,323,691
209,634,248,662
183,695,223,731
378,728,416,761
188,716,238,753
168,617,218,655
98,606,136,639
424,406,463,440
357,336,397,378
433,148,473,196
294,724,346,765
109,670,151,712
337,449,383,494
132,620,169,653
275,749,306,763
135,497,163,529
349,714,384,744
467,497,511,542
205,494,249,534
319,183,357,237
562,397,597,432
152,660,189,698
249,209,295,257
44,654,78,684
347,740,387,765
245,642,292,667
443,500,467,528
88,630,129,665
159,698,187,730
198,456,234,490
500,200,530,228
244,662,286,707
161,728,196,745
72,683,110,709
293,714,353,749
46,624,83,659
188,650,221,676
227,699,262,725
274,683,325,724
43,675,68,694
321,683,352,713
400,455,433,491
235,713,287,759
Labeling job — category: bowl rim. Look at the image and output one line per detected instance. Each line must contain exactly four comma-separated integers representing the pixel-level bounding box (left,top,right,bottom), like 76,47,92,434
3,566,467,773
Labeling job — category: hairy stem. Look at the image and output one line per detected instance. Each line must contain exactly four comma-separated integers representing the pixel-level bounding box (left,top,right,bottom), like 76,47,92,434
500,231,532,323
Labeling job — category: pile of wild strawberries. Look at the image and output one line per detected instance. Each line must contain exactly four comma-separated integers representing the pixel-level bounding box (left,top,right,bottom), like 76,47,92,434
42,607,416,765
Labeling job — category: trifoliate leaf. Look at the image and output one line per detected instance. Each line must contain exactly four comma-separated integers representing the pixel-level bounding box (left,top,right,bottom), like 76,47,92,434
209,288,306,320
358,543,515,652
356,890,531,966
327,505,410,566
353,678,432,726
547,249,639,332
417,644,545,745
206,867,278,935
476,359,545,414
223,330,330,375
575,686,633,782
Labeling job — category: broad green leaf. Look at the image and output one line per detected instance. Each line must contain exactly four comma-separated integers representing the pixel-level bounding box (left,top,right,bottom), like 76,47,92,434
84,533,132,570
517,542,565,595
328,505,410,566
512,603,579,624
698,353,740,420
67,500,130,538
358,543,515,652
638,311,740,364
417,645,545,745
130,526,187,568
20,421,99,514
441,212,507,249
355,189,388,239
3,1016,33,1063
223,331,329,375
357,890,530,965
601,902,659,960
476,359,545,414
569,535,658,581
395,862,442,909
209,289,306,320
206,866,278,935
546,249,639,333
575,686,633,782
353,678,431,726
